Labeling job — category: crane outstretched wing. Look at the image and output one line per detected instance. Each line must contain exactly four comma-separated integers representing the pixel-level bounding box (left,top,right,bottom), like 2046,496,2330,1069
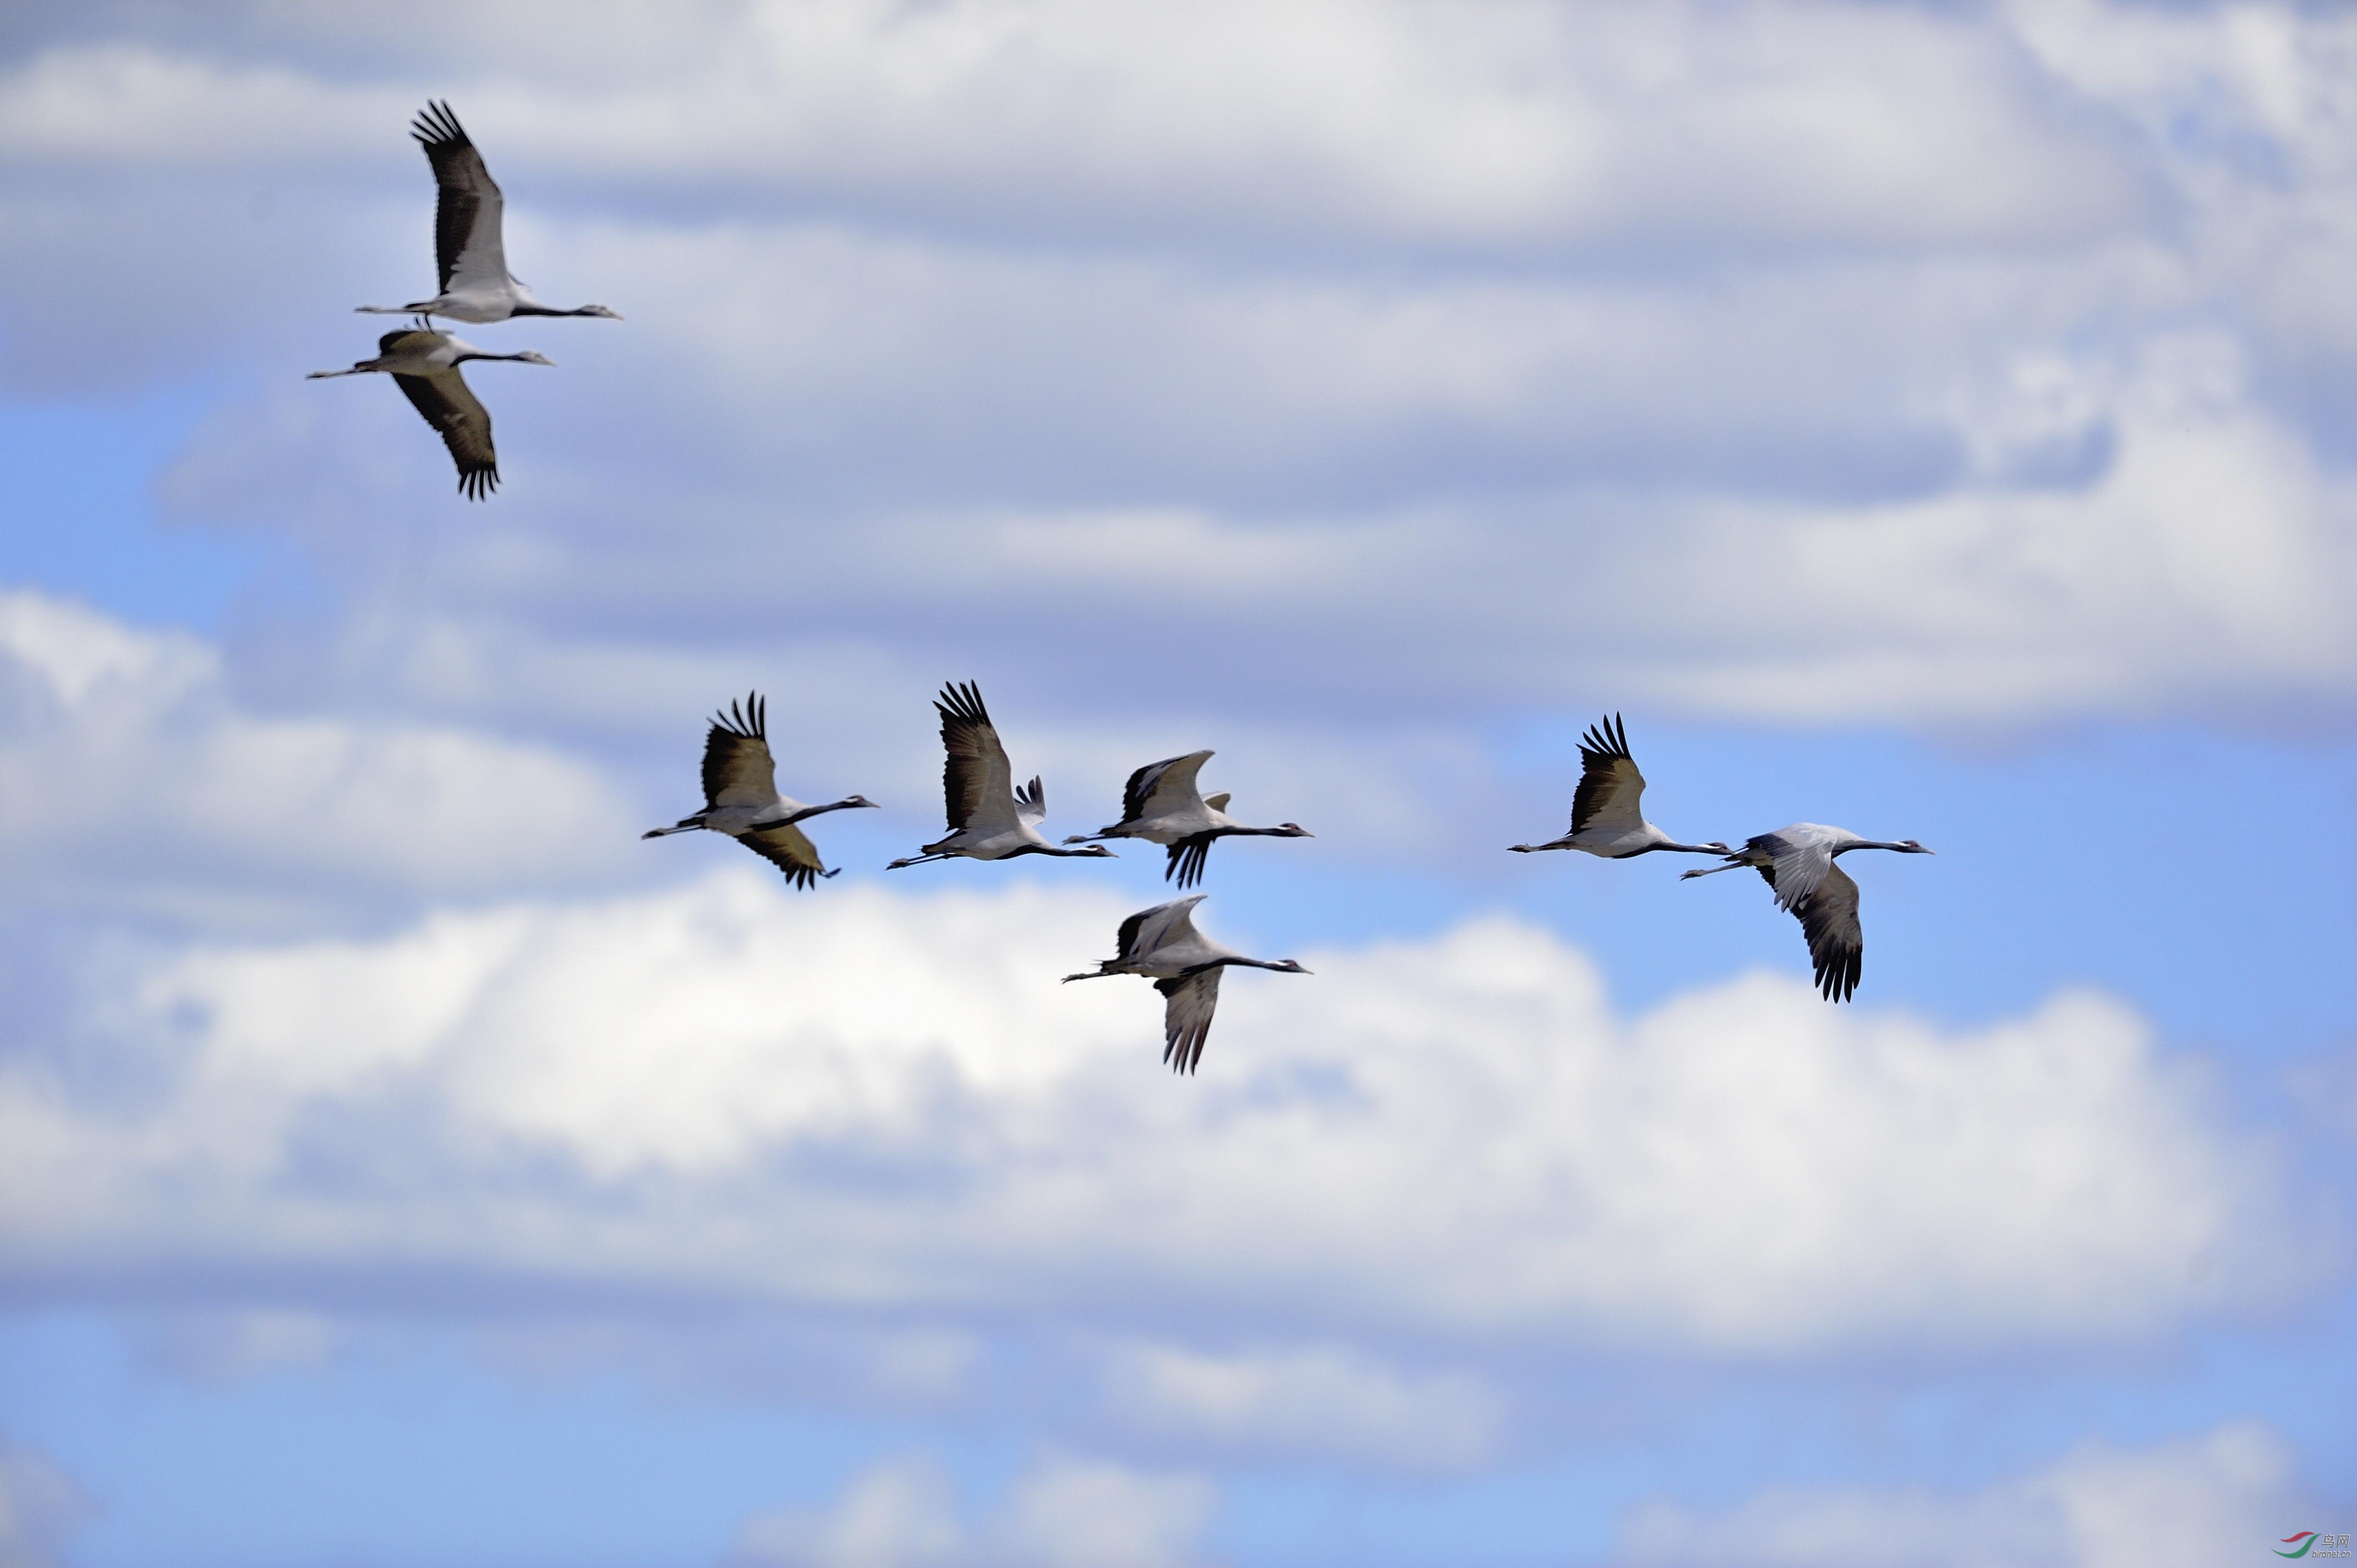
733,819,831,891
393,367,498,500
1757,831,1836,912
935,681,1017,832
1792,863,1863,1002
1156,968,1222,1075
1568,713,1647,835
1128,895,1207,959
1123,750,1213,823
411,101,508,298
702,692,779,809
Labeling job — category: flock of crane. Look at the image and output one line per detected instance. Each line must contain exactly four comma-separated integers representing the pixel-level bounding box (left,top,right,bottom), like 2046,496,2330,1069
647,686,1932,1074
308,102,618,498
309,103,1934,1075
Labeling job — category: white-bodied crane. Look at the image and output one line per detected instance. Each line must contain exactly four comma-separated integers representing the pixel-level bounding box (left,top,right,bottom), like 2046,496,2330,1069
1065,749,1311,888
1063,895,1309,1074
358,101,624,326
1510,713,1727,859
642,692,877,889
307,326,550,499
1681,824,1934,1002
888,682,1116,868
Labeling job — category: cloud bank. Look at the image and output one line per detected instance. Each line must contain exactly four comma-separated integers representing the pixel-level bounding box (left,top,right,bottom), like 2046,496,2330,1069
1,872,2293,1361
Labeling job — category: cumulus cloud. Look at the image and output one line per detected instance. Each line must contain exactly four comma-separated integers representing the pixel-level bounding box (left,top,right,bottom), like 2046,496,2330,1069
0,586,638,924
1632,337,2357,720
1620,1420,2308,1568
736,1452,1213,1568
0,875,2299,1355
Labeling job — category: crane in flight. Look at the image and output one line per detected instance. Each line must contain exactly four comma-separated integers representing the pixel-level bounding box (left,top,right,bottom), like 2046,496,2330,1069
1510,713,1727,860
1065,749,1311,888
358,101,624,326
888,682,1116,868
307,325,550,499
642,692,877,888
1682,824,1933,1001
1063,895,1309,1074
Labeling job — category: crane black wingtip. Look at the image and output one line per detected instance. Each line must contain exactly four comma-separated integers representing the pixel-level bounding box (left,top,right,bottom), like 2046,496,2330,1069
933,679,992,728
411,99,469,148
1577,711,1633,762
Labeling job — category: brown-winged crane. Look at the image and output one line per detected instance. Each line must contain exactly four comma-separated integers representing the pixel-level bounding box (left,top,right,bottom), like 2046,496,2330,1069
1065,750,1311,888
307,326,550,499
888,683,1116,868
1681,824,1934,1002
1063,895,1309,1074
642,692,877,889
358,101,624,327
1509,713,1727,860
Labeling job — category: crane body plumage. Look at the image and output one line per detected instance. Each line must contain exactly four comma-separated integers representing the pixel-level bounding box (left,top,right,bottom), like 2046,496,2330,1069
888,682,1116,867
1510,714,1726,859
642,692,877,889
1063,895,1309,1074
1681,823,1933,1002
1064,749,1311,887
358,102,622,326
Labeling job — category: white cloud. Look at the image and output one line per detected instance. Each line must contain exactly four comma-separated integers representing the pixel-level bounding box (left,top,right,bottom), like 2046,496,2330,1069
1094,1340,1502,1472
1632,337,2357,720
0,1441,92,1568
0,3,2149,254
1620,1420,2309,1568
0,875,2300,1354
737,1452,1213,1568
114,198,2346,727
4,3,2351,726
0,587,639,924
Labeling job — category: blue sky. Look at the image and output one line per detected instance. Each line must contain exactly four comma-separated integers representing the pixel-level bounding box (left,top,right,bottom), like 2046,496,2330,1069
1,3,2354,1565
